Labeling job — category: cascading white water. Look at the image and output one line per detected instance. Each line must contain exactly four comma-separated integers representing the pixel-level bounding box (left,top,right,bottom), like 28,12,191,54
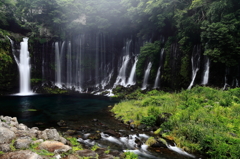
114,39,132,87
16,38,33,95
141,62,152,90
114,55,130,87
127,56,138,86
55,42,61,87
153,67,161,89
153,48,164,89
67,41,72,88
202,56,210,85
188,45,201,90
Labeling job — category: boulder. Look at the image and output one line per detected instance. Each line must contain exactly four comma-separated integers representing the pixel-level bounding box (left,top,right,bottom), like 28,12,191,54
103,129,121,138
100,154,115,159
0,144,11,152
0,150,43,159
76,149,97,158
39,141,71,153
0,127,16,144
14,137,32,149
44,129,61,141
17,123,28,131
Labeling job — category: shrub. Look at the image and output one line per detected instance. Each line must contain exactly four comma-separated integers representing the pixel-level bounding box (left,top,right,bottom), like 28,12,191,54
140,115,156,126
124,151,138,159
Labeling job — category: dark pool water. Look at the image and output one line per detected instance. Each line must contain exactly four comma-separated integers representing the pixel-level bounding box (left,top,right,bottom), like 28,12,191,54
0,94,118,128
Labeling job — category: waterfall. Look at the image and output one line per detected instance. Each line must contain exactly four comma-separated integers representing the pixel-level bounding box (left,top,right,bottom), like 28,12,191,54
10,38,33,95
114,39,132,87
114,55,130,87
202,56,210,85
127,56,138,86
187,45,201,90
223,68,230,90
141,62,152,90
67,41,72,88
153,48,164,89
153,67,161,89
55,42,61,87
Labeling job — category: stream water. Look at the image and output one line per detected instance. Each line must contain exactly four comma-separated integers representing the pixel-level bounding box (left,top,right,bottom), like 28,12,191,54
0,94,199,159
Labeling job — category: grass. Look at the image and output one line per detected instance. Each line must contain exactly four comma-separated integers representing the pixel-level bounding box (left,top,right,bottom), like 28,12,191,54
111,86,240,158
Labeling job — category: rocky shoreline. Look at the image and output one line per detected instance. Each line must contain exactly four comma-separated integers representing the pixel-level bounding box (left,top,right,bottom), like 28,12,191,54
0,115,125,159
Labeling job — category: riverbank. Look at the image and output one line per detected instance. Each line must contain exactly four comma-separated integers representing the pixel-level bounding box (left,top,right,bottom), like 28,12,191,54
0,115,128,159
111,86,240,159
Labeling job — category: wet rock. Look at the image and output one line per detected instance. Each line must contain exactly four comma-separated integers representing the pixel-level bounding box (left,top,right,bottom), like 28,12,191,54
0,150,43,159
57,120,67,127
65,130,77,136
76,149,97,158
109,150,122,157
130,123,135,129
77,125,93,132
39,141,71,153
87,133,101,140
14,137,32,149
65,154,80,159
95,147,105,155
0,127,16,144
100,154,115,159
103,129,121,138
92,119,98,122
135,137,143,148
127,119,134,125
137,124,147,130
0,144,11,152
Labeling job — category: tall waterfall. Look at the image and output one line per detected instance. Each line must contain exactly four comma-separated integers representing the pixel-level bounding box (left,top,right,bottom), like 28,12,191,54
188,45,201,90
9,38,33,95
55,42,61,87
141,62,152,90
127,56,138,86
153,48,164,89
201,56,210,85
114,39,132,87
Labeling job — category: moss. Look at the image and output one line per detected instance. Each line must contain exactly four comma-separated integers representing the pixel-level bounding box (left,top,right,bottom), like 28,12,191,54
145,137,157,146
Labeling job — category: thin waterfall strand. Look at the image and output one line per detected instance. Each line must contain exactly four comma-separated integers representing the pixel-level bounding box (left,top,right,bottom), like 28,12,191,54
141,62,152,90
127,56,138,86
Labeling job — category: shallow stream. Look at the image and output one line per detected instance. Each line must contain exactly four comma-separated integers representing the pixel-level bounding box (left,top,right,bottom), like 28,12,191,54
0,94,200,159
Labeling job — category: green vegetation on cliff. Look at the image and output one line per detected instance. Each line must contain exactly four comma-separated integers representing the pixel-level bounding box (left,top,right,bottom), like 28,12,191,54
111,86,240,158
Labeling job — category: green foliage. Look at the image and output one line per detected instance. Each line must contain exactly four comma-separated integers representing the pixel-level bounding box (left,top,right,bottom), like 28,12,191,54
37,149,55,156
136,41,161,82
43,87,67,94
91,144,100,151
112,86,240,158
67,137,80,146
124,151,138,159
0,151,5,155
140,115,156,127
145,137,157,146
10,139,16,151
67,137,83,152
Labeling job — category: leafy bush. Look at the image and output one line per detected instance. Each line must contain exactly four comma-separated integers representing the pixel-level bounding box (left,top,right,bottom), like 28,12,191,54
124,151,138,159
140,115,156,126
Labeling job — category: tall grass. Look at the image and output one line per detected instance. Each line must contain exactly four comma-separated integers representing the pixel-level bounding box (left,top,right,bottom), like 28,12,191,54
111,86,240,158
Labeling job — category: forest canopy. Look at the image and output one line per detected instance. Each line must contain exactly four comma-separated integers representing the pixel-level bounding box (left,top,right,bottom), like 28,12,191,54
0,0,240,67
